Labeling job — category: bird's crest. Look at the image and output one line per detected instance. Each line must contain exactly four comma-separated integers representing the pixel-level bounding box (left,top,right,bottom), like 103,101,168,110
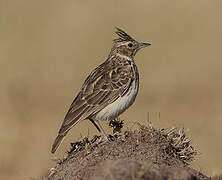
114,27,135,42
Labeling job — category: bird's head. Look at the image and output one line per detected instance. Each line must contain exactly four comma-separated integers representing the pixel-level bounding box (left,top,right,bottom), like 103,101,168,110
110,28,151,58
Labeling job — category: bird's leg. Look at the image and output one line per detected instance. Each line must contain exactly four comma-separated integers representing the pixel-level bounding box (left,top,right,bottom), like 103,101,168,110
89,119,109,141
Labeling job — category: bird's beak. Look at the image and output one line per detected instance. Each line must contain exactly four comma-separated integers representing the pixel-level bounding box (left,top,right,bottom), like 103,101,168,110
139,42,151,48
134,42,151,55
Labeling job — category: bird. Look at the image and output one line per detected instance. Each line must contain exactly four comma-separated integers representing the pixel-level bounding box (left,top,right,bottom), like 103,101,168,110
51,28,151,153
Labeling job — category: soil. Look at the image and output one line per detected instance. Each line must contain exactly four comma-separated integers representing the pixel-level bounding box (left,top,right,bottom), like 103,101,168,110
45,120,221,180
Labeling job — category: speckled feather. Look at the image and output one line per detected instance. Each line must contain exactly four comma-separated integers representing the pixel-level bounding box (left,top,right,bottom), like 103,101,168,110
60,56,138,134
51,28,150,153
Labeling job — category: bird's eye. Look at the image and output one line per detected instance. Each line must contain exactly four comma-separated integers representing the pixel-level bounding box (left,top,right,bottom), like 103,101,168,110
128,43,133,47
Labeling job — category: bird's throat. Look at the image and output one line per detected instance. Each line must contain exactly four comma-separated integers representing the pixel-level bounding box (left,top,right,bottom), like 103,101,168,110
116,53,134,62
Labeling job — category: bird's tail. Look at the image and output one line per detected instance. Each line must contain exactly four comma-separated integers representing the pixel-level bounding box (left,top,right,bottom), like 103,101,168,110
51,134,65,153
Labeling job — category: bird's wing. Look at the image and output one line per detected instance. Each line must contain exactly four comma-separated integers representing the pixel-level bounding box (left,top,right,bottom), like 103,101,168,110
58,60,135,135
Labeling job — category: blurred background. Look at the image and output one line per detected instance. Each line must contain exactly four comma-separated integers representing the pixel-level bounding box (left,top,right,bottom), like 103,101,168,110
1,0,222,179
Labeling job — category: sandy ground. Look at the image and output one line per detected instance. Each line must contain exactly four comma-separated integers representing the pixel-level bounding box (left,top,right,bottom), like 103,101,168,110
45,122,214,180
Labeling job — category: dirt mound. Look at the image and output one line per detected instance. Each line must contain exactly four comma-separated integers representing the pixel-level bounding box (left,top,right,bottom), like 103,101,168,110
47,121,211,180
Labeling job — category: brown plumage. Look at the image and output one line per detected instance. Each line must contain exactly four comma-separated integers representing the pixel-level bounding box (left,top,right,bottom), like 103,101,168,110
51,28,151,153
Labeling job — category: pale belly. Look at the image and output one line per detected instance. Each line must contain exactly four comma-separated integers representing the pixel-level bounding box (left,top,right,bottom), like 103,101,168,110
91,80,139,121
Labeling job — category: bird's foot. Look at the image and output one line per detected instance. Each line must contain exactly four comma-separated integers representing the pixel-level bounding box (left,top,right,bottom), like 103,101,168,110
98,133,115,144
99,133,109,142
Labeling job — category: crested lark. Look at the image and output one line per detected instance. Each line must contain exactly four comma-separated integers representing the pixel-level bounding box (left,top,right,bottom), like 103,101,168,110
51,28,151,153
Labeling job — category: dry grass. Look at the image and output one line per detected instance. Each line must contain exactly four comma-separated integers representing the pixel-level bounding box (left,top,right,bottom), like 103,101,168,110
162,127,197,164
